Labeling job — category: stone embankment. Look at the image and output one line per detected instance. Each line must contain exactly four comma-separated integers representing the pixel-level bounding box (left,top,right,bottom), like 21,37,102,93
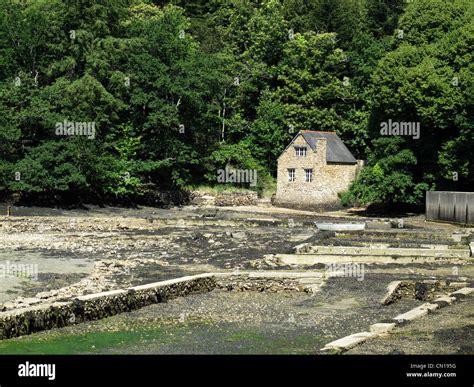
190,191,258,207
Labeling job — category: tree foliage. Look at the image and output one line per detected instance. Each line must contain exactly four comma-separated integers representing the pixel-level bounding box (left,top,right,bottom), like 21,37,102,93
0,0,471,208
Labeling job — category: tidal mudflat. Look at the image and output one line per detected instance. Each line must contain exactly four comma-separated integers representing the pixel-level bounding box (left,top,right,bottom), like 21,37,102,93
0,204,472,354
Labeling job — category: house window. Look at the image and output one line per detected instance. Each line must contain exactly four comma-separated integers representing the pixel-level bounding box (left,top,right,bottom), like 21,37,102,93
288,168,296,182
305,169,313,182
295,146,307,157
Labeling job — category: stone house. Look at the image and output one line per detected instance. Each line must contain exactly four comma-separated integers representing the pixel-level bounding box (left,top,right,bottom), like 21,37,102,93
274,130,362,209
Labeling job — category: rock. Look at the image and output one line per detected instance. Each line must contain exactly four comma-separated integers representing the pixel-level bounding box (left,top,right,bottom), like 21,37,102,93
231,232,246,240
422,280,439,285
415,282,428,301
370,323,396,334
366,221,392,230
294,243,311,254
189,192,216,206
393,303,438,324
448,282,469,288
432,295,456,308
22,297,41,305
1,301,15,310
450,287,474,299
322,332,378,352
452,233,469,242
381,281,402,305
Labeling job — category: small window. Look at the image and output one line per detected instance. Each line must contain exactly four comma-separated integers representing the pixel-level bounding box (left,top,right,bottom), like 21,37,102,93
288,168,295,182
295,146,307,157
305,169,313,183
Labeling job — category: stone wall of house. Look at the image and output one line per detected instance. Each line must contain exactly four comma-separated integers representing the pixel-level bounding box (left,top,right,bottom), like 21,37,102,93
274,134,358,209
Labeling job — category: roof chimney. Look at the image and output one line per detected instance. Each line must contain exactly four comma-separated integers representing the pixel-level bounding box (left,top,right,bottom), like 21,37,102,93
317,138,327,164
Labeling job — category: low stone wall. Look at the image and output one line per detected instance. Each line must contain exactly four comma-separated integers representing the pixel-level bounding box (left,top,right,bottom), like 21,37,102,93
215,192,258,206
189,191,258,206
0,274,216,340
216,276,307,293
380,279,470,305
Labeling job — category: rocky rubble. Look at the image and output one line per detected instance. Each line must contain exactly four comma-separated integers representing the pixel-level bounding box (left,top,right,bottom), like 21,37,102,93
216,276,307,293
189,192,216,206
381,279,471,305
1,257,171,312
0,221,175,257
0,216,153,233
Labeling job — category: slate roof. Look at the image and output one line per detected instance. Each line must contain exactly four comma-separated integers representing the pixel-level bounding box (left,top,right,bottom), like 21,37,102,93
300,130,357,164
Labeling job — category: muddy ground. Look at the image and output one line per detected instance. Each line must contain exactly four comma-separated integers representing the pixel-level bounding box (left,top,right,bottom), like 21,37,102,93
0,203,472,354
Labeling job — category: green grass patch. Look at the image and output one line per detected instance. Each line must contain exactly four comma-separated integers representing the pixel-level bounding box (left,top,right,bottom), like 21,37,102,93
0,325,179,355
0,320,327,355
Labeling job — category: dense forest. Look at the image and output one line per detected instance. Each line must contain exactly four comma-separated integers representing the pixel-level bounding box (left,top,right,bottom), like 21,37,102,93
0,0,472,208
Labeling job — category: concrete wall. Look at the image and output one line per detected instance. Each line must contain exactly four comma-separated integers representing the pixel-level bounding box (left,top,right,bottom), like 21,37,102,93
426,191,474,225
275,134,357,209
